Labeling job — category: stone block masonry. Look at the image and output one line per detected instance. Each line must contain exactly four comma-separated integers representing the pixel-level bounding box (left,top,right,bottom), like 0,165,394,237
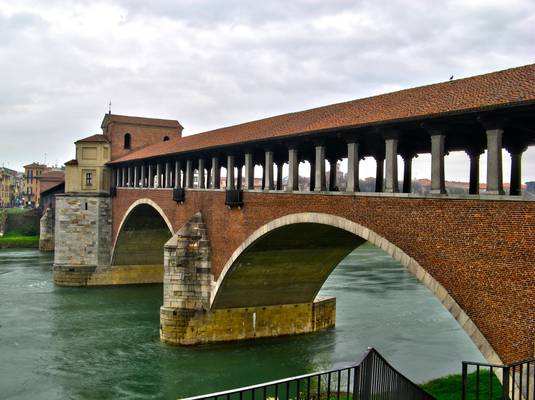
53,194,112,286
160,299,336,345
159,211,337,345
39,207,55,251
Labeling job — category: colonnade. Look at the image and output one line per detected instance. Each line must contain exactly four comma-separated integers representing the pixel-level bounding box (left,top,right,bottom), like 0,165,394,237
113,122,530,196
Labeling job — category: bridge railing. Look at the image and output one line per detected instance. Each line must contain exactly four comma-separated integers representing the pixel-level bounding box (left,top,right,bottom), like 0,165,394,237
182,347,435,400
462,358,535,400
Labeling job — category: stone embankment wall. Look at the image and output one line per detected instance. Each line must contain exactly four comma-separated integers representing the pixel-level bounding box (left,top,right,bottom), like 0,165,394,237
39,208,55,251
0,209,6,236
53,194,112,286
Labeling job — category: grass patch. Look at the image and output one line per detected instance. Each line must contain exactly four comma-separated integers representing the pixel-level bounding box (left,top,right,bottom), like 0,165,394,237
420,370,502,400
6,208,29,215
0,233,39,248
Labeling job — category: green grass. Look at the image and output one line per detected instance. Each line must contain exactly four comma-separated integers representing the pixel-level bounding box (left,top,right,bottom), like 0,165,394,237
6,207,29,215
420,370,503,400
0,233,39,248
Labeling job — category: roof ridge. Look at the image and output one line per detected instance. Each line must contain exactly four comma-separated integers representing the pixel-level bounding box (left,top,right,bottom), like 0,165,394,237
108,62,535,164
190,63,535,136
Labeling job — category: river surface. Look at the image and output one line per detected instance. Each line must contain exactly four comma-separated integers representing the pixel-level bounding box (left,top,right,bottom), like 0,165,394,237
0,245,485,399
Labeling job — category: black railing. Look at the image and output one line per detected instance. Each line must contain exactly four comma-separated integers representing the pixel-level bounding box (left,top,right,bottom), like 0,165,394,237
462,358,535,400
182,348,435,400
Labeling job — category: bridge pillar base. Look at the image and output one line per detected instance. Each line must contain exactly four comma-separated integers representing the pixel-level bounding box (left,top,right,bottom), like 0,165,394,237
53,264,163,287
160,296,336,345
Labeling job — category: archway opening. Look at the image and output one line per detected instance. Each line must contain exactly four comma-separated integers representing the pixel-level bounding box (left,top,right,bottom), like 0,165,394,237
112,203,173,268
212,223,364,308
210,214,499,370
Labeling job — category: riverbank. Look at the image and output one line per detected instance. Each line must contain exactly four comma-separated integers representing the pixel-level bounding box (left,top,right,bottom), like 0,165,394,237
0,233,39,248
0,208,40,248
421,370,502,400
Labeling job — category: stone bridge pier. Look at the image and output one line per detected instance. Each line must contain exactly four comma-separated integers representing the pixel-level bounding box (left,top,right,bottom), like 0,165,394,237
160,212,340,345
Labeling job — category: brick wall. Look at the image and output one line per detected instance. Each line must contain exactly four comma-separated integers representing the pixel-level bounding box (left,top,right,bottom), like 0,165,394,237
107,123,181,161
113,189,535,363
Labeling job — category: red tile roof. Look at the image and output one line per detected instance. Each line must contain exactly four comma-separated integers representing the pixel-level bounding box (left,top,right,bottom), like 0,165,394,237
110,63,535,164
23,162,47,169
64,159,78,166
101,114,183,129
75,134,110,143
37,170,65,181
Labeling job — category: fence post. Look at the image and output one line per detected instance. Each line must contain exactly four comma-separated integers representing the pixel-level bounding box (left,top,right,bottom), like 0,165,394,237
462,362,468,400
352,365,360,400
502,366,510,400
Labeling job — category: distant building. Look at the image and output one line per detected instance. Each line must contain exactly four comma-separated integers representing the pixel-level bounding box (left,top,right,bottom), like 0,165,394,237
23,162,48,207
37,169,65,211
64,134,111,194
0,167,21,207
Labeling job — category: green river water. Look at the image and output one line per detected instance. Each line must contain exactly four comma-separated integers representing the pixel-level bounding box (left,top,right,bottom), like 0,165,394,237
0,245,485,399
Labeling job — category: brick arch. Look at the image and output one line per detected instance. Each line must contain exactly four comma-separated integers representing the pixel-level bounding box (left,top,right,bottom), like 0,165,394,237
211,212,502,365
111,198,174,267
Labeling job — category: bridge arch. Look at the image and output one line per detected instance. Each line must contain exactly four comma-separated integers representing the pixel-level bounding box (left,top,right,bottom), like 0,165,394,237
211,212,502,365
111,198,174,268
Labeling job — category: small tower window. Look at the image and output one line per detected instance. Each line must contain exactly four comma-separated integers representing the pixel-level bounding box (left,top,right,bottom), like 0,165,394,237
85,172,93,186
163,136,170,141
124,133,132,149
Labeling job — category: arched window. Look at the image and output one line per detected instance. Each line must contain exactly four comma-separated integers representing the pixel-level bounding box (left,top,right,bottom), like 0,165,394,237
124,133,131,149
163,136,170,141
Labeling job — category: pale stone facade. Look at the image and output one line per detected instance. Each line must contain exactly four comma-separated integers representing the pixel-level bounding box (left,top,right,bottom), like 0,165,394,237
53,194,112,286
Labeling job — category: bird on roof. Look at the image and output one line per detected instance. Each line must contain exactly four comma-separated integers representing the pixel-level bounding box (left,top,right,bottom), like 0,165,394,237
449,75,454,80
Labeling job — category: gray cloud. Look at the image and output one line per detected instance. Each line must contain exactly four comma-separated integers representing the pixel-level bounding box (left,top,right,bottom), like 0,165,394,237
0,0,534,181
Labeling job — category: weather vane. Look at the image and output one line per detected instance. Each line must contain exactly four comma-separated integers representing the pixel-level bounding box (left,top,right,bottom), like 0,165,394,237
108,100,112,114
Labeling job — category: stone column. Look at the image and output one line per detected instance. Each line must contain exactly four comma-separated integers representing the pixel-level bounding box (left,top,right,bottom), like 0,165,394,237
115,168,120,187
227,155,235,189
328,159,337,191
186,160,193,189
485,128,504,195
164,162,169,188
244,152,254,190
276,162,283,190
133,166,138,188
140,165,145,188
211,157,220,189
148,165,154,188
264,150,274,190
206,161,211,189
309,159,315,191
374,155,384,193
198,159,205,189
174,161,181,189
237,165,243,190
314,144,326,191
156,164,161,188
287,148,299,192
401,152,416,194
127,166,132,187
346,142,360,192
384,138,399,193
430,133,446,194
464,148,481,195
506,143,527,196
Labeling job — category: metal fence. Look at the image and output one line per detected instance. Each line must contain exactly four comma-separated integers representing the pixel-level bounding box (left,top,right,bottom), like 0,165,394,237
183,347,435,400
462,357,535,400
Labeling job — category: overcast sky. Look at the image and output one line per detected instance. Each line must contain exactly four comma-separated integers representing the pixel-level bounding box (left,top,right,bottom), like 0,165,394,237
1,0,534,182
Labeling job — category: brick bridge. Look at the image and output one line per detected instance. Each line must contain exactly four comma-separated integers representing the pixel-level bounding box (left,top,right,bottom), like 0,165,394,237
54,64,535,366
